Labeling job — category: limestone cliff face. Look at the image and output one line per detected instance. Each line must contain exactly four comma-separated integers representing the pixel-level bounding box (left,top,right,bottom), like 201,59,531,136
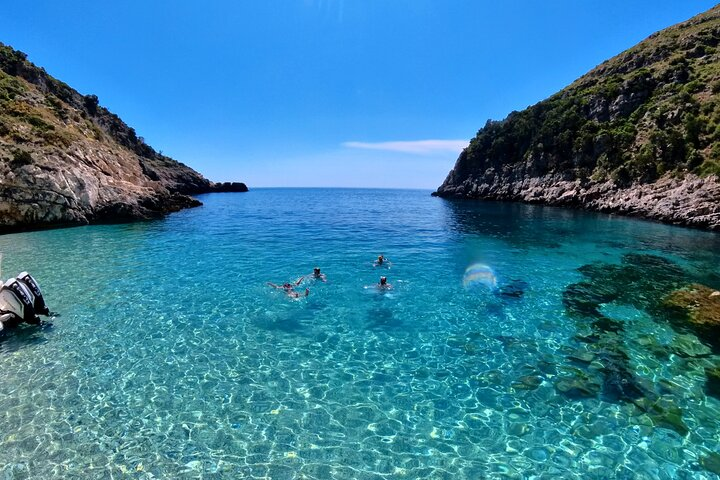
434,6,720,231
0,43,247,233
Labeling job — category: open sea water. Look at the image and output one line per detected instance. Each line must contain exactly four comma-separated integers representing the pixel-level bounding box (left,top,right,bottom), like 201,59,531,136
1,188,720,479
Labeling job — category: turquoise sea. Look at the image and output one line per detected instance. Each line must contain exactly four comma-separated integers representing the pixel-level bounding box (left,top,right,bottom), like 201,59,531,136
1,188,720,479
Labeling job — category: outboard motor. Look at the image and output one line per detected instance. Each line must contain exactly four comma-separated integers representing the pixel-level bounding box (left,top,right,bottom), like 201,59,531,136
0,278,38,323
10,279,36,323
0,286,23,327
17,272,50,316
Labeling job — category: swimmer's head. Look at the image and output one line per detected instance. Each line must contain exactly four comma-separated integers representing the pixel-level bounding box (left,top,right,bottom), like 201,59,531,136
380,276,387,285
314,267,321,275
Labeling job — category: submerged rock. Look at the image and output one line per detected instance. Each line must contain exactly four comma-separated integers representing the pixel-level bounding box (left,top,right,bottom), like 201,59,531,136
596,352,646,402
632,396,689,437
664,284,720,348
669,333,712,358
561,336,645,403
554,374,601,399
496,279,528,299
568,349,595,364
701,452,720,475
512,375,543,391
559,253,690,404
705,366,720,399
563,253,688,323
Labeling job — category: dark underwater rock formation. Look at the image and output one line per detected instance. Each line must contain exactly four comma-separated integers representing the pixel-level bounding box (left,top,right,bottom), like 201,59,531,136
563,253,689,325
559,254,684,426
705,366,720,399
559,252,720,436
632,396,689,437
496,279,528,299
701,453,720,476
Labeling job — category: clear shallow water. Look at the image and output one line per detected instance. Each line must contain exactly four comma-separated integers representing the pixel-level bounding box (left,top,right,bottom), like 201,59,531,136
0,188,719,479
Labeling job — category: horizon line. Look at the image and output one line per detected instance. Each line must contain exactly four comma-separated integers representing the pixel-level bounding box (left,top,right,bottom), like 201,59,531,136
206,186,438,191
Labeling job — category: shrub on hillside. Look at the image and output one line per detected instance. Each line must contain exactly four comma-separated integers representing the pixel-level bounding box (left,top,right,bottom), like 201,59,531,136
10,149,32,167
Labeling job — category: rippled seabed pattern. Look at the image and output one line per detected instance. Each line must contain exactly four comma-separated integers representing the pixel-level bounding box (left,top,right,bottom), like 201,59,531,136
1,189,720,479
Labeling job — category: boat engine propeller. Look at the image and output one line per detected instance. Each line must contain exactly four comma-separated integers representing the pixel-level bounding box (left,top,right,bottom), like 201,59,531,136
0,272,52,331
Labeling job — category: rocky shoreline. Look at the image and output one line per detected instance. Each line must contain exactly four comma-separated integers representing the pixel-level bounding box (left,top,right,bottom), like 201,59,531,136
0,149,249,234
0,138,249,233
0,42,248,234
433,172,720,231
0,186,248,234
432,6,720,233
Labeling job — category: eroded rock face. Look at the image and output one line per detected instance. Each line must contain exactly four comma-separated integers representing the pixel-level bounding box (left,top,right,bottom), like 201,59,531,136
0,43,246,233
433,5,720,231
434,171,720,231
0,145,206,231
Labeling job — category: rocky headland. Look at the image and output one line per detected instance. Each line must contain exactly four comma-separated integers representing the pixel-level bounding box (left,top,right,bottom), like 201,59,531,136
434,6,720,231
0,43,247,233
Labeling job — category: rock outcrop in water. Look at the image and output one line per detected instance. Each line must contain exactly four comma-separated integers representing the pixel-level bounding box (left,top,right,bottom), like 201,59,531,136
0,43,247,233
434,5,720,230
664,283,720,349
559,253,707,436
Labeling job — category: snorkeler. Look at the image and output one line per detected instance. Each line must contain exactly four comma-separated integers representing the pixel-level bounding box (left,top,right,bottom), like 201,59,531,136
309,267,327,282
378,276,392,289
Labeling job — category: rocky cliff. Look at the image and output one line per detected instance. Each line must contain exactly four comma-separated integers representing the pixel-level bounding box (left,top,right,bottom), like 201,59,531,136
434,6,720,231
0,43,247,233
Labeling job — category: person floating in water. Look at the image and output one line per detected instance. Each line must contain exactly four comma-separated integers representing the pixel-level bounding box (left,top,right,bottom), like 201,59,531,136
309,267,327,282
267,277,309,298
378,276,392,290
374,255,391,267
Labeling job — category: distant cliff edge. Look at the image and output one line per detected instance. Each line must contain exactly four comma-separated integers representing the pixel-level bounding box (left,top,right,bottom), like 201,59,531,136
434,6,720,231
0,43,247,233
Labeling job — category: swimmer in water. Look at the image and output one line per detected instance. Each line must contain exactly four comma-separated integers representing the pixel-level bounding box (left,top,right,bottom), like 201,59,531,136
310,267,327,282
268,277,309,298
374,255,390,267
288,288,310,298
378,276,392,290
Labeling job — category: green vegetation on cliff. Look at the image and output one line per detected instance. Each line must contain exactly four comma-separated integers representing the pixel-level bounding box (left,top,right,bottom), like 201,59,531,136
449,6,720,188
0,42,214,195
0,42,245,231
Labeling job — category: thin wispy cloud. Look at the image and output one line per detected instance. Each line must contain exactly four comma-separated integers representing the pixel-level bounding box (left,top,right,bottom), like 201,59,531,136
342,140,469,155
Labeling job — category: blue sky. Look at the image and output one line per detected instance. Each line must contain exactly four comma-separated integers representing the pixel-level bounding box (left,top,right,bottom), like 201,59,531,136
1,1,717,188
